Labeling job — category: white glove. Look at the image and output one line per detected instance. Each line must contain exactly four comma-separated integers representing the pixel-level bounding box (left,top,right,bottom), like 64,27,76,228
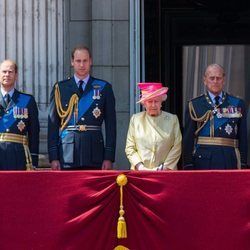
136,162,145,170
156,163,164,171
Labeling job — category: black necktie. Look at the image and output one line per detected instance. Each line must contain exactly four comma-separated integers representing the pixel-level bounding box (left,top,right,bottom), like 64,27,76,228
4,94,11,106
78,80,84,96
214,96,220,106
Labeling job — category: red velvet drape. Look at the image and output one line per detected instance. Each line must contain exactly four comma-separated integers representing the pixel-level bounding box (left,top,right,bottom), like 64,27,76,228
0,171,250,250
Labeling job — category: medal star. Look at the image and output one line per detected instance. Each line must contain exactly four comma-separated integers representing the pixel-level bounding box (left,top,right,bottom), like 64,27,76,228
92,107,101,118
17,120,26,132
225,124,233,135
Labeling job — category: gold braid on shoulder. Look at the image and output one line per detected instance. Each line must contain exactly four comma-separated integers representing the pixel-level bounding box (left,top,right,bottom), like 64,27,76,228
189,101,213,136
55,83,79,130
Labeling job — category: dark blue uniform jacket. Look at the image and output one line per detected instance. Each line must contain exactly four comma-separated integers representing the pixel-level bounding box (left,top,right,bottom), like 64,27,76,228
183,92,248,170
48,76,116,169
0,89,40,170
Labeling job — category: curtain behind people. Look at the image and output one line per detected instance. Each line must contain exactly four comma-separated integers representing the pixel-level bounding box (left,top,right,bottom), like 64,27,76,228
182,45,250,165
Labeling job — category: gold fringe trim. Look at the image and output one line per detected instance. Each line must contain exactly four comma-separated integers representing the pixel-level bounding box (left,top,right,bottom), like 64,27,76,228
235,148,241,169
114,245,129,250
116,174,128,239
24,144,33,170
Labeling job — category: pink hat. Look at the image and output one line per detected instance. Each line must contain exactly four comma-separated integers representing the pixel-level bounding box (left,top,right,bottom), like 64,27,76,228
137,82,168,103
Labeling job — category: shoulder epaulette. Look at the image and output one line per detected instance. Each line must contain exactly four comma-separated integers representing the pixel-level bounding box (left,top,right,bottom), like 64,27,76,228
228,93,244,101
188,93,204,102
17,90,33,97
57,77,71,84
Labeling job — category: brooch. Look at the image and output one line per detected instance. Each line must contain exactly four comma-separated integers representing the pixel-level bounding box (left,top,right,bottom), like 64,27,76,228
92,106,101,118
17,120,26,132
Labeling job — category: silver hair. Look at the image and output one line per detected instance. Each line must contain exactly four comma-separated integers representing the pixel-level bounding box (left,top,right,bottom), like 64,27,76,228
140,93,167,105
204,63,225,77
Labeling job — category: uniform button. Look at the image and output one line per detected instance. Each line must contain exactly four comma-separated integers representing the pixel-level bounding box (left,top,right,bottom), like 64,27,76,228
198,155,202,158
6,111,9,114
81,117,85,121
6,129,10,132
219,127,222,130
65,104,68,107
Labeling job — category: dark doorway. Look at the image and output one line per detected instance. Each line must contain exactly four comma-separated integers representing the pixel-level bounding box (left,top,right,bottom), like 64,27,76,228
144,0,250,166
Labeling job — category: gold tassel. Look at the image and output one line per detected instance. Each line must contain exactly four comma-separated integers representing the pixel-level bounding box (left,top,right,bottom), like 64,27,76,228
114,245,129,250
116,174,128,239
24,144,33,171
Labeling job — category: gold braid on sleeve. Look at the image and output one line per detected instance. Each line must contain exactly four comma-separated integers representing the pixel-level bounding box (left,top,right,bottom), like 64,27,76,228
188,101,213,136
55,84,79,130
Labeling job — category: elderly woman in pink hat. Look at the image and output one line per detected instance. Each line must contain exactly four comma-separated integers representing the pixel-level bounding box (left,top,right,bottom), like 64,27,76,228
125,82,182,170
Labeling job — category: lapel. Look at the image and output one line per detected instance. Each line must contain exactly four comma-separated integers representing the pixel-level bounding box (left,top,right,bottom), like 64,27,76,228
0,94,5,109
203,93,213,110
72,77,90,98
220,92,228,107
83,76,94,96
67,77,79,95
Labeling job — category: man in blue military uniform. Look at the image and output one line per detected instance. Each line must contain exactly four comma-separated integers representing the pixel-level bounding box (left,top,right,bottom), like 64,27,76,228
48,46,116,170
0,59,40,170
183,63,248,170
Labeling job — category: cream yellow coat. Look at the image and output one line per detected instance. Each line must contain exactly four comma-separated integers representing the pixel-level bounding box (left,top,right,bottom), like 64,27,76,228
125,111,182,170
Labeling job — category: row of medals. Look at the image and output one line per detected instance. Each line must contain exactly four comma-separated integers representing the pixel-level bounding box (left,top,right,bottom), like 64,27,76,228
205,94,243,118
13,107,27,132
92,89,101,118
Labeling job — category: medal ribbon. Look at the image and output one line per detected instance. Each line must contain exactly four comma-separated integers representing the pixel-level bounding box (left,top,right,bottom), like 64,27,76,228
0,94,30,132
67,80,106,126
199,97,240,136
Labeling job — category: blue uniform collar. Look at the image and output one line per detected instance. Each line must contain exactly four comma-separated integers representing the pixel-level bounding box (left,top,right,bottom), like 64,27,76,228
74,74,90,88
1,87,15,98
207,91,223,101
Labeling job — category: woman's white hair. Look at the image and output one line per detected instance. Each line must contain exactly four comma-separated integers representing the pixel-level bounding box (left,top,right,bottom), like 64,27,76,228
140,93,167,105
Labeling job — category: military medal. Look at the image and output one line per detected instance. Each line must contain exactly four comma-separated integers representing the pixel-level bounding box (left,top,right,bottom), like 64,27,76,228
13,107,29,119
17,120,26,132
216,113,222,118
13,107,18,118
93,85,101,100
20,108,24,119
216,108,222,118
23,108,28,118
96,89,100,99
92,106,101,118
220,106,242,118
213,107,218,115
